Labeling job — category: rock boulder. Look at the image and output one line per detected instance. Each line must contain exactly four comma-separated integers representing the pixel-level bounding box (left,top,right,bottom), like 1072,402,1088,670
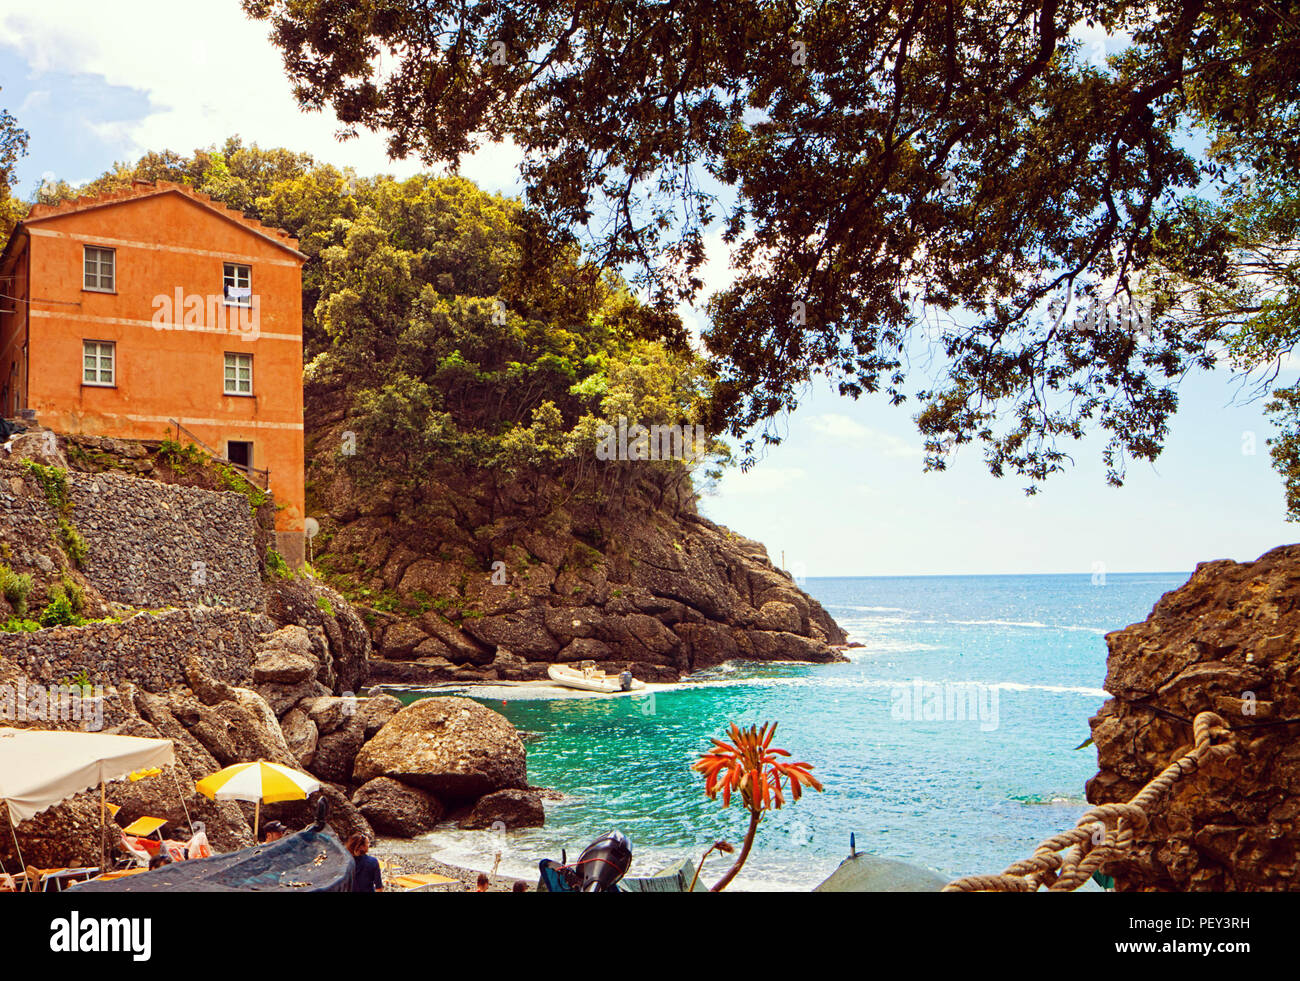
353,697,527,803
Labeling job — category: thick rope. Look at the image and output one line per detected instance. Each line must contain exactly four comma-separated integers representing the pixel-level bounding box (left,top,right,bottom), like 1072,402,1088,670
943,711,1233,892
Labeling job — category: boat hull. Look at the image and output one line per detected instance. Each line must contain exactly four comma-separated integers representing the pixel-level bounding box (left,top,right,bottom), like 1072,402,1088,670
547,665,647,694
69,828,355,893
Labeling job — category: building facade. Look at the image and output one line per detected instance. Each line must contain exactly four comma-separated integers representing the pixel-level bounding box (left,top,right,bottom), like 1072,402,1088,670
0,181,307,561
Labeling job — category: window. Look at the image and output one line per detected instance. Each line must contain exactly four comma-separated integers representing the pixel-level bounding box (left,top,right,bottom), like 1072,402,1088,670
83,341,115,386
84,246,115,292
224,352,253,395
223,263,252,306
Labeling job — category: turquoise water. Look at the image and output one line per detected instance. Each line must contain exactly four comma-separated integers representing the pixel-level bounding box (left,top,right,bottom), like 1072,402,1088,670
395,573,1187,890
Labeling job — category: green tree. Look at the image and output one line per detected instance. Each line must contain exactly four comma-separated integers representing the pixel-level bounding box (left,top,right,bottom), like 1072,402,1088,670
0,92,28,242
246,0,1300,490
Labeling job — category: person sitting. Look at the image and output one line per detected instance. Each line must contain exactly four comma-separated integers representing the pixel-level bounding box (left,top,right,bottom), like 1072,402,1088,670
261,821,287,843
475,872,490,892
512,880,528,892
346,833,383,892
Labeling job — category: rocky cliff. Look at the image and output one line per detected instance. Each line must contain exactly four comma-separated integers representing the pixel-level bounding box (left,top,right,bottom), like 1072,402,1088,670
306,389,848,684
1086,545,1300,891
0,431,548,867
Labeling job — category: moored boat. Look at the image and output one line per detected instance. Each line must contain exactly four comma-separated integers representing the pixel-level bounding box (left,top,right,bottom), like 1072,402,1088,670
547,662,647,694
69,822,354,893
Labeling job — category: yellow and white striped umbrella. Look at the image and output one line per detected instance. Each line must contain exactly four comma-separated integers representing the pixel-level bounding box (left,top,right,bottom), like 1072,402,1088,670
195,761,321,840
196,761,321,804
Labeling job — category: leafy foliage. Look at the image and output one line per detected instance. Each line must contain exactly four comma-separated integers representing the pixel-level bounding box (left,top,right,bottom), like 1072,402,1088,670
0,88,27,241
54,143,725,504
0,563,32,616
246,0,1300,493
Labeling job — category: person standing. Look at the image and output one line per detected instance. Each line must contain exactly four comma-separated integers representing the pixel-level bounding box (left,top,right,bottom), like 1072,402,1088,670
347,833,383,892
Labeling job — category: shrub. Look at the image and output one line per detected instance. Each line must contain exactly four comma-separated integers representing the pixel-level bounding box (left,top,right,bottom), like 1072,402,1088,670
39,593,85,628
315,595,335,616
0,616,39,633
23,460,71,513
0,564,33,616
265,548,293,580
57,518,87,568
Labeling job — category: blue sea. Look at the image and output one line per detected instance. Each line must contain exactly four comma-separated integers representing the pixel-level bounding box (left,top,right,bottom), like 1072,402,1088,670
390,573,1187,890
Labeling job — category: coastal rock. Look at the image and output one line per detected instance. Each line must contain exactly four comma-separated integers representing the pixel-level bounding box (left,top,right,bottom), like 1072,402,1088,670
756,600,803,633
309,716,366,784
353,697,527,803
252,647,317,685
356,693,404,738
261,785,373,843
1086,544,1300,891
281,707,319,767
300,694,350,735
461,610,562,659
459,788,545,830
352,777,445,837
380,621,428,660
265,577,371,694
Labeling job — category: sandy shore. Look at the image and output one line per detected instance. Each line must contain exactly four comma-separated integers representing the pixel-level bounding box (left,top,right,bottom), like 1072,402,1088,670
375,678,688,702
372,839,533,892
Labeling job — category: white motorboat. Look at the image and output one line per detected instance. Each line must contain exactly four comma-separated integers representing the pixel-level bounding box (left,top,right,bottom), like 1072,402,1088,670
547,663,647,694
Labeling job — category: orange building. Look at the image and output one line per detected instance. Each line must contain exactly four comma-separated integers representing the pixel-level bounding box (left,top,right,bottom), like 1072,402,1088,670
0,181,308,562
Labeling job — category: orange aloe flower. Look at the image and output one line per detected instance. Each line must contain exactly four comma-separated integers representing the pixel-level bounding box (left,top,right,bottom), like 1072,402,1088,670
692,721,823,890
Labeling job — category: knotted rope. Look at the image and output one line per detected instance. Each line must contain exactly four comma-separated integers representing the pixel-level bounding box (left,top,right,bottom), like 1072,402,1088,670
943,710,1233,892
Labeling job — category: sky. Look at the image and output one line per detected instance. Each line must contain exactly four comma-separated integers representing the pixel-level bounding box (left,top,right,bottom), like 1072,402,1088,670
1,1,1294,577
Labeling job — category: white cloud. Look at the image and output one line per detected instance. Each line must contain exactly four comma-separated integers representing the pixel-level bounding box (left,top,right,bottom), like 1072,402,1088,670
675,226,740,351
807,413,920,457
0,2,523,191
715,466,806,496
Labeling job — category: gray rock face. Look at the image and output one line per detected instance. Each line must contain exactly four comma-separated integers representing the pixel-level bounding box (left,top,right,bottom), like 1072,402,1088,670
281,707,319,766
352,777,445,837
459,788,545,830
353,697,527,803
310,716,366,784
253,648,318,685
265,577,371,694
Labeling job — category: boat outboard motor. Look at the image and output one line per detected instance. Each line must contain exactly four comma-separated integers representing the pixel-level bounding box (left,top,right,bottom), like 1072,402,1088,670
619,671,634,691
575,831,633,892
311,795,330,832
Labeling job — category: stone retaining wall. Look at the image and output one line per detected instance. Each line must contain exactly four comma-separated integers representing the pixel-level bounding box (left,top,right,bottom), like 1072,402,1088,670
69,470,265,610
0,608,274,690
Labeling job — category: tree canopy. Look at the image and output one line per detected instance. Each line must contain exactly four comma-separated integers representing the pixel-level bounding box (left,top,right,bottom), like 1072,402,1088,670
48,141,723,497
0,91,28,241
244,0,1300,497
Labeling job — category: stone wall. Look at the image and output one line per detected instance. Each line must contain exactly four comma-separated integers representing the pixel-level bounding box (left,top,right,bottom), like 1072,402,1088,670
69,470,265,610
0,608,274,690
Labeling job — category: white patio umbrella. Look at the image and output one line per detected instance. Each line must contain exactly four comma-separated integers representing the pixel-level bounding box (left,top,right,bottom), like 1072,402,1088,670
0,728,176,875
195,761,321,840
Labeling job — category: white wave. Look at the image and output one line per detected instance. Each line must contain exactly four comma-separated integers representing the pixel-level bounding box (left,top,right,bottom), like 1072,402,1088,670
648,674,1107,698
944,618,1107,634
835,605,918,614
